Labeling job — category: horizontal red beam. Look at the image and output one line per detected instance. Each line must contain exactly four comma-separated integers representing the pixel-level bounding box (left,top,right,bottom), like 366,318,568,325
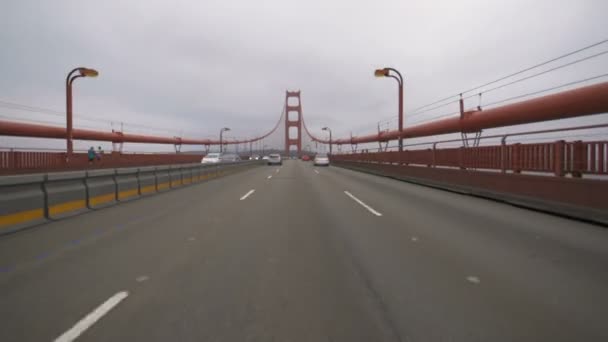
0,109,284,146
308,82,608,144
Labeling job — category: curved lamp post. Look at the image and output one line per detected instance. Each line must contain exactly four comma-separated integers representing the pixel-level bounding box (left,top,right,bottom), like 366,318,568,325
66,67,98,160
219,127,230,152
374,67,404,152
322,126,332,155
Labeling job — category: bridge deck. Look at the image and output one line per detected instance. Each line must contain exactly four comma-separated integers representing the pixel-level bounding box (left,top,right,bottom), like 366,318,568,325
1,160,607,341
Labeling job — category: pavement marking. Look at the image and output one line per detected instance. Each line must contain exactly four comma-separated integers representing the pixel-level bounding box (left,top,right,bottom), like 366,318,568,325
267,175,272,179
187,237,196,241
54,291,129,342
343,191,383,217
240,189,256,201
466,276,481,284
411,237,419,242
314,169,320,174
136,275,149,282
275,168,280,173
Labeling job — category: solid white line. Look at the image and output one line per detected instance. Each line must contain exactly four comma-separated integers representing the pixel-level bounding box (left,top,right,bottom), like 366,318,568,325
240,189,255,201
343,191,382,216
314,169,320,174
267,175,272,179
55,291,129,342
411,236,419,242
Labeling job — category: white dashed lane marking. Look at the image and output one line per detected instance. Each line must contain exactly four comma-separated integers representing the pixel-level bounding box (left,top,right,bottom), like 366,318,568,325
466,276,481,284
54,291,129,342
240,189,256,201
343,191,383,217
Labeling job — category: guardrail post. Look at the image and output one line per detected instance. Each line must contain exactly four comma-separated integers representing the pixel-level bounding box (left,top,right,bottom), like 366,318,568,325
553,140,565,177
572,140,584,178
513,143,522,173
500,136,507,173
458,147,465,170
432,143,437,168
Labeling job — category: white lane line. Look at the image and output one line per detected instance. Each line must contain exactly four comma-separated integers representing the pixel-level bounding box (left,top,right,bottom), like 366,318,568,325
55,291,129,342
187,237,196,241
240,189,255,201
314,169,320,174
267,175,272,179
343,191,382,217
466,276,481,284
136,275,149,282
411,236,419,242
275,168,280,173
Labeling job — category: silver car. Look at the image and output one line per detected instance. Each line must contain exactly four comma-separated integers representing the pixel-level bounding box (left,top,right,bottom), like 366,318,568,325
313,153,330,166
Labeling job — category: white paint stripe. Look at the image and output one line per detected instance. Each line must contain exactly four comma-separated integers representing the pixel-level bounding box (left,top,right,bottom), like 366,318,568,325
411,236,419,242
55,291,128,342
466,276,481,284
240,189,255,201
343,191,382,216
136,275,149,282
314,169,320,174
267,175,272,179
275,168,280,173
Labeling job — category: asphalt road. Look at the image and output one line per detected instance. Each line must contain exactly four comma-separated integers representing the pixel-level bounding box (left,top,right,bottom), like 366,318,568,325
1,160,608,341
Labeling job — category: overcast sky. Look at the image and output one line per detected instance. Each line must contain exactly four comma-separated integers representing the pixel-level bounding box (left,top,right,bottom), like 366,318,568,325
1,0,607,151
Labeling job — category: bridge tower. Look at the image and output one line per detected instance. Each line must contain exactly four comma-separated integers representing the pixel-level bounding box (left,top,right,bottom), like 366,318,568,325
285,90,302,156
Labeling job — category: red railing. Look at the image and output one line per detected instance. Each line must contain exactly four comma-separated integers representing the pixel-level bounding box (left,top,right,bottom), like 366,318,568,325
0,151,202,175
332,140,608,177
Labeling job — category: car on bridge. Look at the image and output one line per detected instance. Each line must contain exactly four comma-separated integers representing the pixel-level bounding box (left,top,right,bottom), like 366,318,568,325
267,154,282,165
314,153,330,166
301,154,311,161
201,153,222,164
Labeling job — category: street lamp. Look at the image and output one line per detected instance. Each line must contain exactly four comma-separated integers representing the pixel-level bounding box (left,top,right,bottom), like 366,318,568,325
374,67,404,152
219,127,230,152
322,127,332,155
66,67,99,160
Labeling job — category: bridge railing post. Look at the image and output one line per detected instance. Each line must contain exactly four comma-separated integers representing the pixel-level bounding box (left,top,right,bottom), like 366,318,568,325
572,140,584,178
553,140,565,177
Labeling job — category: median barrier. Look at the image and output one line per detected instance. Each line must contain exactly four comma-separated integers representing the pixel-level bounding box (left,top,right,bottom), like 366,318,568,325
44,171,88,219
115,167,140,201
0,174,46,233
138,166,157,195
155,166,171,192
0,160,263,233
86,169,117,209
169,165,183,188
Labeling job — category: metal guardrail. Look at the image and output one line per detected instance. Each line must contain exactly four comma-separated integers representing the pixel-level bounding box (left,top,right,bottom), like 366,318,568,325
0,151,203,175
331,140,608,177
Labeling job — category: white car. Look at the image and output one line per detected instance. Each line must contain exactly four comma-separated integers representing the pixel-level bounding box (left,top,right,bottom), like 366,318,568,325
267,154,282,165
201,153,221,164
313,153,330,166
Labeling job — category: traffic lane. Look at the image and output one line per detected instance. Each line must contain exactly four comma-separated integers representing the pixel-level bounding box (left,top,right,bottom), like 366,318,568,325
317,163,608,340
0,164,268,273
83,159,400,342
0,164,272,342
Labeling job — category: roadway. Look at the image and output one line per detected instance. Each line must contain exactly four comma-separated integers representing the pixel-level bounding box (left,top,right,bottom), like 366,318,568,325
1,160,607,341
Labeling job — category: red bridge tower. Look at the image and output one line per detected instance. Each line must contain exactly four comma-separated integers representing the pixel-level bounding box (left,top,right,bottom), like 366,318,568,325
285,90,302,156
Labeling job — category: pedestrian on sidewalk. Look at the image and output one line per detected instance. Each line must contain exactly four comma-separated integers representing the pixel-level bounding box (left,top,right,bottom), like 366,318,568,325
88,146,96,165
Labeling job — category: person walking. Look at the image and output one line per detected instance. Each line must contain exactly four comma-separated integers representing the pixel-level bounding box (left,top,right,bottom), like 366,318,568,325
88,146,96,165
96,146,103,161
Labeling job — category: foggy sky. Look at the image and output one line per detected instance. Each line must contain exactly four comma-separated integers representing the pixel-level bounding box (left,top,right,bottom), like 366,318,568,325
1,0,607,151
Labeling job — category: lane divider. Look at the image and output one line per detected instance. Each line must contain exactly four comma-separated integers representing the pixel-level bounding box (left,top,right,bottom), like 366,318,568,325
343,191,383,217
267,175,272,179
54,291,129,342
240,189,256,201
314,169,320,174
